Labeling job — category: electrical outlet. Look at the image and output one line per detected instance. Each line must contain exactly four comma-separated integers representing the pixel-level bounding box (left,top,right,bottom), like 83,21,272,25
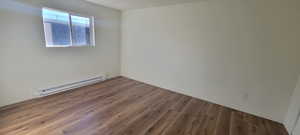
243,93,249,102
104,73,110,79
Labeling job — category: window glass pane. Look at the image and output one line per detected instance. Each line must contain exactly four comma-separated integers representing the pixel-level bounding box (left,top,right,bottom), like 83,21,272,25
71,15,91,46
43,8,71,46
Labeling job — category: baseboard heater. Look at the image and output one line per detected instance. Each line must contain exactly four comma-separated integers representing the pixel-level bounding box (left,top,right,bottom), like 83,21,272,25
38,76,106,97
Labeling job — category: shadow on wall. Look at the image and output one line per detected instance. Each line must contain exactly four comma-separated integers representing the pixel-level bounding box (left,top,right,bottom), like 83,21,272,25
0,0,40,15
0,0,119,29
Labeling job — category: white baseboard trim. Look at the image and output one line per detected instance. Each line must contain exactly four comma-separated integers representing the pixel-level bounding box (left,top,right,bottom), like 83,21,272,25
38,76,106,97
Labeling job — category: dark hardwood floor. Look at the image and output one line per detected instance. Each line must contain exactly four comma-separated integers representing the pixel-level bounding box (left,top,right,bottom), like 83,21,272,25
0,77,288,135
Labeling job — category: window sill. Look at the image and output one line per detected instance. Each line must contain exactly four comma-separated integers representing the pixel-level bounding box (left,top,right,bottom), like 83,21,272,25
46,45,95,48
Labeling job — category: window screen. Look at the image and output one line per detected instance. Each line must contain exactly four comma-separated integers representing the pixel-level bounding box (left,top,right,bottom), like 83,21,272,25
42,8,94,47
71,15,91,46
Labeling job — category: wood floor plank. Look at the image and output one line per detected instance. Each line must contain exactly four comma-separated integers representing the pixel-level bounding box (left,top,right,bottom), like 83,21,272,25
214,107,232,135
144,110,179,135
230,111,249,135
0,79,140,134
23,83,157,135
0,77,288,135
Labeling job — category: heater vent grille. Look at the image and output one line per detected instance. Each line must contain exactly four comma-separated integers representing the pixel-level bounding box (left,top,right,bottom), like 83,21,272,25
38,76,105,97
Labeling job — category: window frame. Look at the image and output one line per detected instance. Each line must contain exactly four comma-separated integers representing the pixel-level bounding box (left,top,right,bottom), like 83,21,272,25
42,7,95,48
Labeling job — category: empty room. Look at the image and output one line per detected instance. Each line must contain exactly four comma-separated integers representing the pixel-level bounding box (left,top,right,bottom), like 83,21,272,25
1,0,300,135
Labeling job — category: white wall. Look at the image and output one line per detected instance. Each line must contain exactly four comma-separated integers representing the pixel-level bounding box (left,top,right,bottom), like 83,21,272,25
293,124,300,135
0,0,121,107
285,76,300,134
122,0,300,122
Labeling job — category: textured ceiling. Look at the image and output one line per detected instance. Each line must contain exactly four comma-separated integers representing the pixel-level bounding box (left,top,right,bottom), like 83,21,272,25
85,0,203,10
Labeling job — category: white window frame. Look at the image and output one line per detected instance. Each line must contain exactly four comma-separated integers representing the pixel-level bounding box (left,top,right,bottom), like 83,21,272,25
42,7,95,47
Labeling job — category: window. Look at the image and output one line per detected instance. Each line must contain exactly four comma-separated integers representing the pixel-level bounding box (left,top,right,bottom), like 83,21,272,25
42,8,95,47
